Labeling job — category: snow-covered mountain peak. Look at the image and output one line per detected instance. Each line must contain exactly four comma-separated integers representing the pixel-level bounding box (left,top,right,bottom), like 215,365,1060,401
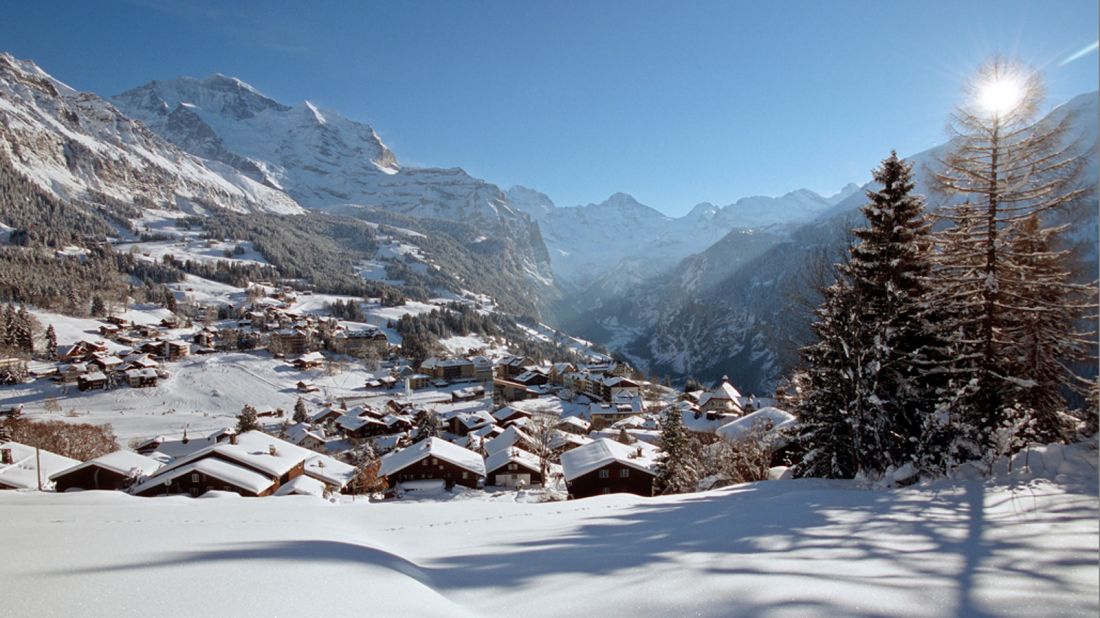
687,202,720,221
826,182,862,205
0,53,304,215
507,185,556,216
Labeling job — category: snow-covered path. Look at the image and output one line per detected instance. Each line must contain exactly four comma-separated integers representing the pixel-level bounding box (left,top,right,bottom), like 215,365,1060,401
1,454,1096,617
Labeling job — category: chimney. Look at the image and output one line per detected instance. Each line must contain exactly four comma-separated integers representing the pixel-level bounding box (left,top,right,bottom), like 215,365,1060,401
229,433,238,445
1,448,12,465
268,444,277,456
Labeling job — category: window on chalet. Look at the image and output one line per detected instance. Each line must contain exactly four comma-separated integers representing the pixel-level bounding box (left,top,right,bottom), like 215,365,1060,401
598,469,610,479
191,473,200,483
619,469,630,478
508,463,517,471
462,472,469,479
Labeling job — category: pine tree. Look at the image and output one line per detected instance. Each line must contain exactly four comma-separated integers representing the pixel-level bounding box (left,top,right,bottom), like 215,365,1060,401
1,304,15,349
237,405,260,433
793,278,862,478
414,410,441,440
931,57,1093,460
14,307,34,355
45,324,58,360
293,397,309,424
795,153,948,478
90,295,106,317
655,406,698,494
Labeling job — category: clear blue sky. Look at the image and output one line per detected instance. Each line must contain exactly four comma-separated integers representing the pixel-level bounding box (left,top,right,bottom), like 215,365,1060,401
2,0,1096,215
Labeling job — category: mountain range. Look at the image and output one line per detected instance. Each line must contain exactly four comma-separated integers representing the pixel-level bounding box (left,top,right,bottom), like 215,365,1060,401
1,51,1095,395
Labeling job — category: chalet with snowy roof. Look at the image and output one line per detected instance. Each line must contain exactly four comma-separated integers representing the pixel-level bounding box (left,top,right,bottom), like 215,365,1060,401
561,438,660,499
698,376,746,416
496,355,534,379
445,410,496,437
59,340,107,362
716,407,800,465
77,371,108,392
420,357,478,383
452,385,486,402
286,424,328,452
296,380,319,393
550,431,592,453
556,416,591,435
485,447,545,488
492,406,531,427
132,431,352,497
0,442,80,491
336,412,390,439
378,437,486,489
484,425,534,456
50,450,162,492
310,406,344,425
88,352,124,374
125,367,159,388
57,362,87,384
331,327,388,356
291,351,325,370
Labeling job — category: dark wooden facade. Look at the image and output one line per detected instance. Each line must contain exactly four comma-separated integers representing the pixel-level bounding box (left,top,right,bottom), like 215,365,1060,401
487,461,543,487
53,465,132,492
134,468,275,497
385,456,482,489
566,462,655,499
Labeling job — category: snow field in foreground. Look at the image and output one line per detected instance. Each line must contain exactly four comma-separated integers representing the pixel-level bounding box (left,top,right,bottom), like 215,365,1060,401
0,448,1096,618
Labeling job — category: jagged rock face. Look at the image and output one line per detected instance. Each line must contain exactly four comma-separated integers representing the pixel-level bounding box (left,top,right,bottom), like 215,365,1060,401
0,53,303,216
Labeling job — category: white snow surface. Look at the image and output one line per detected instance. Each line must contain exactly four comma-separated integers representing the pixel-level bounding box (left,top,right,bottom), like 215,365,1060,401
1,442,1096,616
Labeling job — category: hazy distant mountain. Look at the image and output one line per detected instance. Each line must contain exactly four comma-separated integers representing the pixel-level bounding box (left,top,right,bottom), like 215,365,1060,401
565,91,1099,394
508,185,846,289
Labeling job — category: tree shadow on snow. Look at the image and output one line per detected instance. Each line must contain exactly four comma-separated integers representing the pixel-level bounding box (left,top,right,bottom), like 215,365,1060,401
423,480,1097,617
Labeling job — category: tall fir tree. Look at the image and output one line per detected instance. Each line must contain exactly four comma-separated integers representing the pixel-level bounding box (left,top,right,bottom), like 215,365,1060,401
293,397,309,424
414,410,441,441
796,152,948,478
45,324,58,360
236,405,260,433
654,407,692,494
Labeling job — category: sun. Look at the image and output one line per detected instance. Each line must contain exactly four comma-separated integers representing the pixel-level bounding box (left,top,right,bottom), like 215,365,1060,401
976,73,1025,116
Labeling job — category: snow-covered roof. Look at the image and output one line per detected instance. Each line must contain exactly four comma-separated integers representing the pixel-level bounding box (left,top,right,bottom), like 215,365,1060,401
50,450,161,481
156,431,316,479
274,474,327,497
131,457,274,496
484,447,542,475
378,437,485,477
698,378,743,407
294,351,325,363
304,455,356,488
716,407,797,442
557,416,591,431
273,470,325,494
484,425,531,456
560,438,660,481
0,442,80,490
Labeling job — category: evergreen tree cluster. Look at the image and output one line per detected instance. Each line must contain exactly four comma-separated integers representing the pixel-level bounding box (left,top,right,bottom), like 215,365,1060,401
0,304,36,357
795,63,1096,480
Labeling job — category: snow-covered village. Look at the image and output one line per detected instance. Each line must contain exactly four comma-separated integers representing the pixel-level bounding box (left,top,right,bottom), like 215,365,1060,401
0,2,1098,616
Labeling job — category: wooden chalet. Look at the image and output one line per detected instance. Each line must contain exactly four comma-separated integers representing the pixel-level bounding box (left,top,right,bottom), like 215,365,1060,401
485,447,544,488
560,438,659,499
50,450,162,492
378,437,486,490
77,371,108,392
125,367,159,388
59,340,107,362
291,351,325,370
